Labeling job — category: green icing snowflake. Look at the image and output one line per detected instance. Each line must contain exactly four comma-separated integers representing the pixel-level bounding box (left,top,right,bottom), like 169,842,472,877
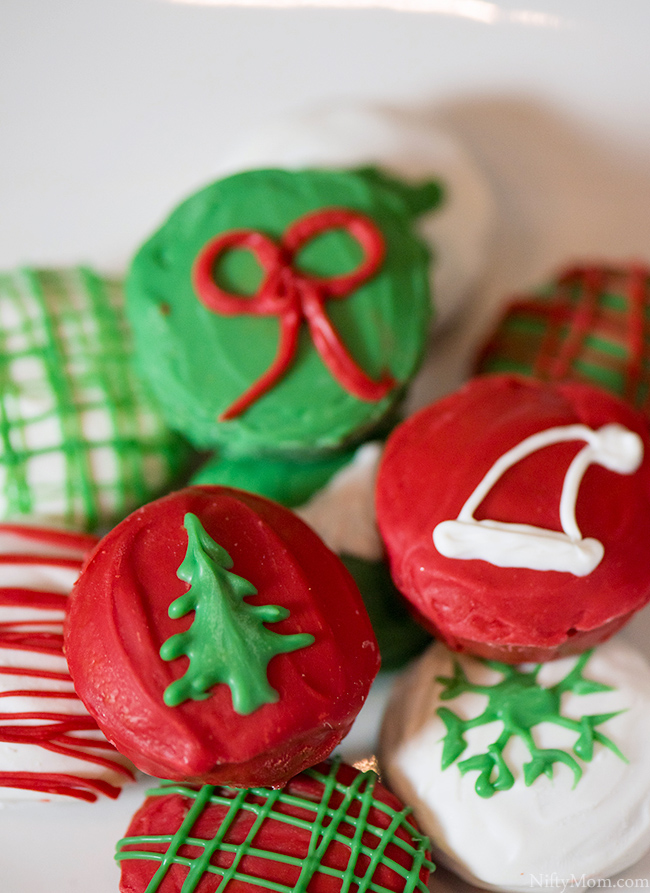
436,650,627,798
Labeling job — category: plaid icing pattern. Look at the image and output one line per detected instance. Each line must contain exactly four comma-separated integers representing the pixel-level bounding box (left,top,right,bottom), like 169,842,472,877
475,264,650,415
116,759,434,893
0,268,189,531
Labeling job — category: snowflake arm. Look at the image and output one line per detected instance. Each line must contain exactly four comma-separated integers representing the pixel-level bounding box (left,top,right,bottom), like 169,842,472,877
436,649,626,798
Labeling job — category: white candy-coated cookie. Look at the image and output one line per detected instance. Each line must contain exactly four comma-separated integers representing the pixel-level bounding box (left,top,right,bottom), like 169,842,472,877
0,524,134,801
380,639,650,891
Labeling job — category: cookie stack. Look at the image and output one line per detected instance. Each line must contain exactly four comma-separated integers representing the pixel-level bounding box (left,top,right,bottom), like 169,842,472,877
376,371,650,889
64,483,433,893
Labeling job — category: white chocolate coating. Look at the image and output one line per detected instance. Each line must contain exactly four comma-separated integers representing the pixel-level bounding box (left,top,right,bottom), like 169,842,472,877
214,104,495,331
0,268,186,531
0,525,133,801
380,640,650,891
295,441,383,561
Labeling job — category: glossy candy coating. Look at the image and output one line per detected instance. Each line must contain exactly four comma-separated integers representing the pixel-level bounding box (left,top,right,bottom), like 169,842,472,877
190,447,355,508
126,168,432,454
376,374,650,662
65,486,380,787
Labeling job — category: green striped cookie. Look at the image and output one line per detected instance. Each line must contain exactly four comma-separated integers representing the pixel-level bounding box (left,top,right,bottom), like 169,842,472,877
0,267,192,531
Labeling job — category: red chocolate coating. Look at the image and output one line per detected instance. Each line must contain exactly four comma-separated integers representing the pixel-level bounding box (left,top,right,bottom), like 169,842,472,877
376,375,650,663
117,759,433,893
64,487,379,787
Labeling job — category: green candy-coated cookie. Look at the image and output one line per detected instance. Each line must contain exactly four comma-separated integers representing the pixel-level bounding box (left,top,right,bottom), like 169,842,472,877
190,448,356,507
0,267,192,531
127,168,434,454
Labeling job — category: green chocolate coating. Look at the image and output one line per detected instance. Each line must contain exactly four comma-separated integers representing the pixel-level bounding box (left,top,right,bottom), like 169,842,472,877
190,448,355,507
127,168,432,454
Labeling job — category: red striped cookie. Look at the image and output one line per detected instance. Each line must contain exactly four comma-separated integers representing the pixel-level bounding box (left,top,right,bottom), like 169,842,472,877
0,524,134,801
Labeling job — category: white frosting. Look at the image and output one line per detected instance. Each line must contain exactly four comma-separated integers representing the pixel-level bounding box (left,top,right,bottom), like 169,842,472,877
433,423,644,575
295,441,383,561
213,104,495,331
0,529,88,560
380,640,650,891
0,525,133,801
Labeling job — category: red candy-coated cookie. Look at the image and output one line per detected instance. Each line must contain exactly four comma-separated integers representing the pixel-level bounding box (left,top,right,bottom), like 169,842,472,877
115,758,434,893
376,374,650,663
64,486,379,787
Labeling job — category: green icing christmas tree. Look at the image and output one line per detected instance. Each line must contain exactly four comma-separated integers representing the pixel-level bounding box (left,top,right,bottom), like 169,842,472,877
160,512,314,713
436,650,627,798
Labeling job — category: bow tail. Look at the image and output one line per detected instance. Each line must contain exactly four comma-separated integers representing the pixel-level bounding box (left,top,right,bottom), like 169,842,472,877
304,289,396,402
218,310,302,421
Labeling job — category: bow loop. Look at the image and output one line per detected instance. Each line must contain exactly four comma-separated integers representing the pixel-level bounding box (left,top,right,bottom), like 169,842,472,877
192,207,395,420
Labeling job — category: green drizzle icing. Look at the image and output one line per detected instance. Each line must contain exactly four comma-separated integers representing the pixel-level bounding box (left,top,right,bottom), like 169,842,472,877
160,513,314,712
0,267,190,531
115,758,435,893
436,649,627,798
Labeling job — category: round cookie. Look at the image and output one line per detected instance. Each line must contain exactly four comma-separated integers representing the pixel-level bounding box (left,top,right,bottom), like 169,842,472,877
475,262,650,415
379,639,650,891
214,103,495,331
65,485,380,788
126,168,433,454
0,267,192,531
376,374,650,662
116,758,434,893
0,523,134,801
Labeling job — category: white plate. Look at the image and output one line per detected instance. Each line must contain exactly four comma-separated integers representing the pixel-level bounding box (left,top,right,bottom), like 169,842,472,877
3,1,650,891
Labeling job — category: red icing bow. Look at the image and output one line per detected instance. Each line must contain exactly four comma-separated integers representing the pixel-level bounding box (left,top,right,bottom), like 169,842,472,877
192,207,395,421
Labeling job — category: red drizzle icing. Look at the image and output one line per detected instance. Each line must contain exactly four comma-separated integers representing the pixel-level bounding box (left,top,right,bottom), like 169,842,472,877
0,525,134,802
192,207,395,420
